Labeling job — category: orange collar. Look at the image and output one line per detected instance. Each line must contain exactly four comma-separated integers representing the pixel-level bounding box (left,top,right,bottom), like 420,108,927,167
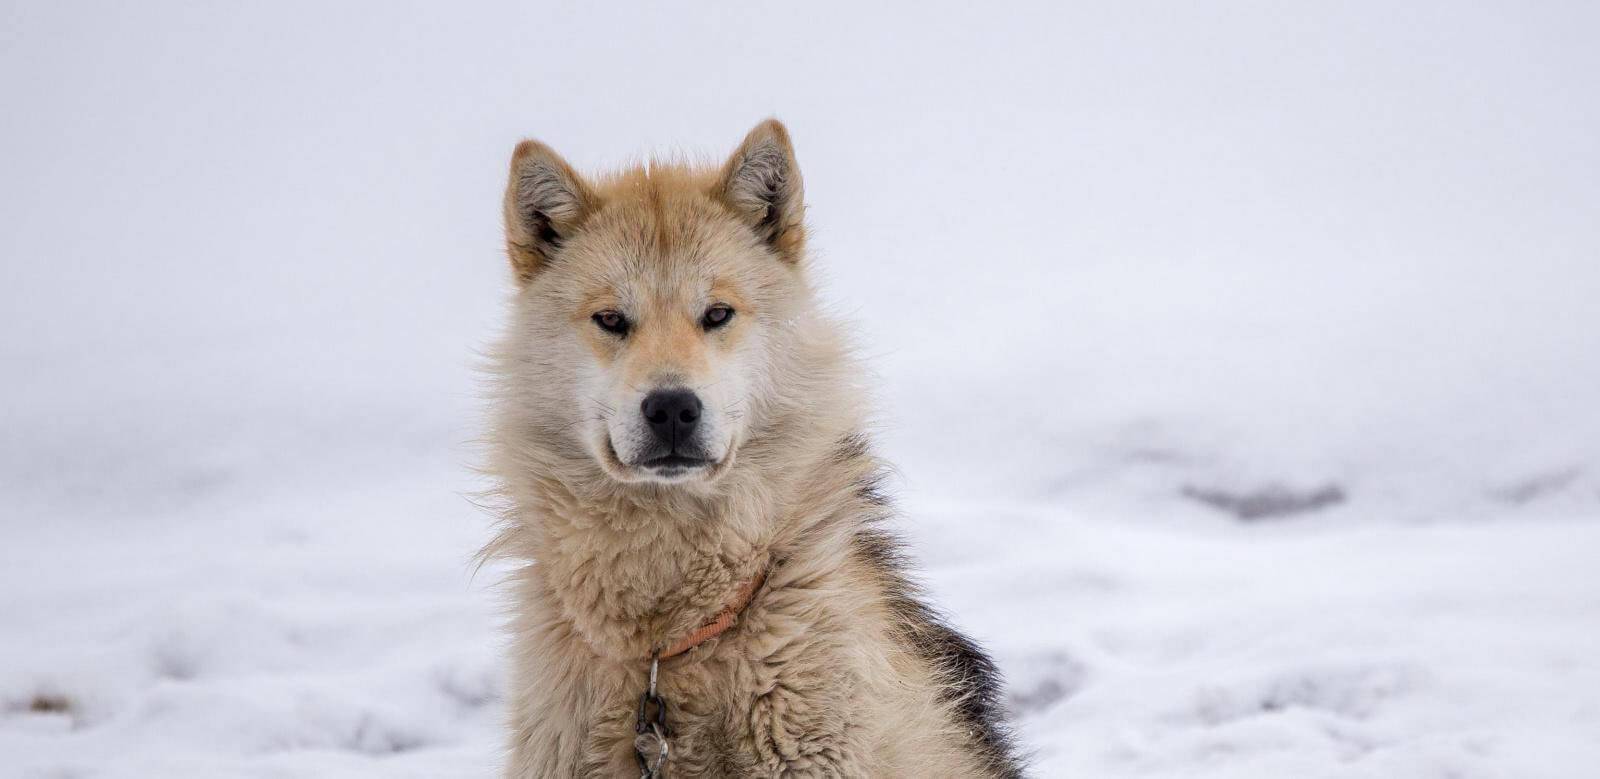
657,569,768,660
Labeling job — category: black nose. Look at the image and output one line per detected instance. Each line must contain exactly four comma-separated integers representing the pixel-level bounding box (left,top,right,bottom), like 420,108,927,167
640,389,702,449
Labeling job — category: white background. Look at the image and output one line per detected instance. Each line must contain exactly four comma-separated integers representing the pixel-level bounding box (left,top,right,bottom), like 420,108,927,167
4,2,1599,776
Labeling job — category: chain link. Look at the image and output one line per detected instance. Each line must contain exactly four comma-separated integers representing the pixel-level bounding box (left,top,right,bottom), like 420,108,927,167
635,653,670,777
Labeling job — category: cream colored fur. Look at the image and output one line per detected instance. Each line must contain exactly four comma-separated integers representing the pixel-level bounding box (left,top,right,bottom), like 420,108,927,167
482,120,1015,777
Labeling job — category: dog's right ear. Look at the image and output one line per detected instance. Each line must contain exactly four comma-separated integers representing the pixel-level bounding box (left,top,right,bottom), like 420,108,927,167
503,140,595,284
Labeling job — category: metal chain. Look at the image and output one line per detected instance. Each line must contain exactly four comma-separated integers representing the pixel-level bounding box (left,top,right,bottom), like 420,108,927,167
635,653,670,778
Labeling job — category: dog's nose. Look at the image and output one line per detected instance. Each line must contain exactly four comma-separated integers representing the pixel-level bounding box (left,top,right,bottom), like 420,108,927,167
640,389,702,449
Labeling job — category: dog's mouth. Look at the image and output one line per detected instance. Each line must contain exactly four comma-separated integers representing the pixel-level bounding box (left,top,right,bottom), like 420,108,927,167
636,453,721,484
640,454,711,471
599,436,730,484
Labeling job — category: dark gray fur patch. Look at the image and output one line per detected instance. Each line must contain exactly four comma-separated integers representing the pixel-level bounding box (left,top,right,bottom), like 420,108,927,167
853,529,1025,777
837,436,1024,776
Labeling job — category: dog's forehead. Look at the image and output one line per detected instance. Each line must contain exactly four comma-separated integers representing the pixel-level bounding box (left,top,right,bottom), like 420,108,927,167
570,173,756,302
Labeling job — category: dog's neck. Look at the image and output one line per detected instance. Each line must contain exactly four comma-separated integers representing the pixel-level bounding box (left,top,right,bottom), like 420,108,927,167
521,465,779,662
494,408,874,665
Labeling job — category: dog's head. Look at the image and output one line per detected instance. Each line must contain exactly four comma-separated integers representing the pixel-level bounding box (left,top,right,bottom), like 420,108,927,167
498,120,809,487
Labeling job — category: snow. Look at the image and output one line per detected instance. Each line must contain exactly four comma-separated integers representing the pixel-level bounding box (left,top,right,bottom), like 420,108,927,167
4,2,1599,776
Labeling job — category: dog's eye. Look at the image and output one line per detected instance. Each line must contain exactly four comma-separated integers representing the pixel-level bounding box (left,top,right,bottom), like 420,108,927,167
592,310,629,336
702,305,734,330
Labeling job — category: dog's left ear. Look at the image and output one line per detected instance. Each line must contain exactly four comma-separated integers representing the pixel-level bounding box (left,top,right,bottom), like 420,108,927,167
717,119,805,263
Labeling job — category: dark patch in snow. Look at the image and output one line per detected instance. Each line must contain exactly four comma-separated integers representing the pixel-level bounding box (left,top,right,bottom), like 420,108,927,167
1489,467,1581,505
27,693,72,715
1006,652,1087,715
7,691,82,730
345,713,429,755
1182,483,1346,521
1122,447,1200,466
436,666,498,709
1192,663,1417,726
151,641,200,681
1010,678,1070,713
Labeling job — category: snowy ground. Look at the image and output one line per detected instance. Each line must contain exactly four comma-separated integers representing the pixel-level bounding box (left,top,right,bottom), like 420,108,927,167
5,3,1600,777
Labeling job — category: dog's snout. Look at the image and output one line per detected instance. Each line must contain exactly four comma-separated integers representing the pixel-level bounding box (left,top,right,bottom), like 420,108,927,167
640,389,702,449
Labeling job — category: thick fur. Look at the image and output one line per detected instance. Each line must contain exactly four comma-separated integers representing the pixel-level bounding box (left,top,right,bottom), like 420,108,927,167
482,120,1022,777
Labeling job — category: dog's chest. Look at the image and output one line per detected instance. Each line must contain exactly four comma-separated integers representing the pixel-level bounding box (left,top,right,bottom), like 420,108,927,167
579,642,867,777
583,664,764,777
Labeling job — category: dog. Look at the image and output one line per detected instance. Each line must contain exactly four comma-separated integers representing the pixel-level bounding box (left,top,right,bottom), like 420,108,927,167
481,119,1022,777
